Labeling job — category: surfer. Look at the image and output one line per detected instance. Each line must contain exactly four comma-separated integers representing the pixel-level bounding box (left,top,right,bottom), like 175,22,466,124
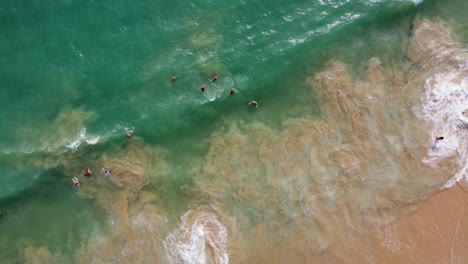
200,84,206,92
249,100,258,108
72,177,80,186
83,167,92,176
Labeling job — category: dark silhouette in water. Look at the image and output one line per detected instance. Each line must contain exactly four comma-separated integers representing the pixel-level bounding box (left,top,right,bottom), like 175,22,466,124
101,167,110,176
210,74,218,82
125,128,134,138
83,168,92,176
249,100,258,108
72,177,80,186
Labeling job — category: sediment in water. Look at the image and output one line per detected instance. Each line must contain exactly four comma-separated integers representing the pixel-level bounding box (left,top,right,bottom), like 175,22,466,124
188,17,463,263
18,17,466,263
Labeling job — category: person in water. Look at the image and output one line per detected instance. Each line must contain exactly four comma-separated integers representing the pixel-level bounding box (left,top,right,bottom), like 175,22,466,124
101,167,110,176
249,100,258,108
125,128,134,138
210,74,218,82
230,89,236,95
431,136,445,149
83,167,92,176
72,177,80,186
0,211,3,217
200,84,206,92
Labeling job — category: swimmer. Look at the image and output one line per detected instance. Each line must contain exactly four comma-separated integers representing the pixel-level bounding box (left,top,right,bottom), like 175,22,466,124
171,76,177,84
125,128,134,138
210,74,218,82
249,100,258,108
101,167,110,176
431,136,445,149
0,211,3,217
230,89,235,95
200,84,206,92
83,167,92,176
72,177,80,186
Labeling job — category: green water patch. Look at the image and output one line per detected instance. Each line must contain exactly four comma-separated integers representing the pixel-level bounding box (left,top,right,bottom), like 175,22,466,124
417,0,468,42
289,2,418,75
0,169,106,263
325,7,416,74
0,0,425,154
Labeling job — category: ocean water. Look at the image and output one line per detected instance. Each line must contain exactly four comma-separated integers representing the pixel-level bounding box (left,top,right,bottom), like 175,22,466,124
0,0,467,263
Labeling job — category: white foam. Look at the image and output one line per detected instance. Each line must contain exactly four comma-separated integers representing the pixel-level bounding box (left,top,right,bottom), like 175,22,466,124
65,128,86,150
420,59,468,188
362,0,423,6
410,0,423,5
65,128,100,150
164,209,229,264
86,136,100,145
367,0,423,5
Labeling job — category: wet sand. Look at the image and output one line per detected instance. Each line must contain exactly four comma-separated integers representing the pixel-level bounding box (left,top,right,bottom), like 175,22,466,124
371,180,468,264
232,181,468,264
257,180,468,264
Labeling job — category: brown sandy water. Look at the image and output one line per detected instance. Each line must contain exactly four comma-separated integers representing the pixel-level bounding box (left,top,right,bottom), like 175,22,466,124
187,18,463,263
188,18,466,263
20,17,468,264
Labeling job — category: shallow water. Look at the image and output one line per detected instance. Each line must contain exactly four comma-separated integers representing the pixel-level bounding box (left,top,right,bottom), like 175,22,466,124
0,0,467,263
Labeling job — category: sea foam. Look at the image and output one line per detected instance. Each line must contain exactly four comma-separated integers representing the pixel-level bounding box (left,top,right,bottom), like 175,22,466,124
414,21,468,188
164,208,229,264
65,128,100,150
422,69,468,188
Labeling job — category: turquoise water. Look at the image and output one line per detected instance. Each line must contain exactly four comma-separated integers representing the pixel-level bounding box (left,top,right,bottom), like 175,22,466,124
0,0,467,262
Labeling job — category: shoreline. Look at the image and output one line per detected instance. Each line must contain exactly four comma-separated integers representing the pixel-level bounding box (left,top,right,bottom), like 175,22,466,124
370,179,468,263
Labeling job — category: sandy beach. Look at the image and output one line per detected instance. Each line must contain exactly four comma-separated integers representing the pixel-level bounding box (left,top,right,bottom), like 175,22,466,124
370,180,468,264
293,180,468,264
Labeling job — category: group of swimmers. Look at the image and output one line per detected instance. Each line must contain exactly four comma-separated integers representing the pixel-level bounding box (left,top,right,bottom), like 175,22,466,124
72,166,112,187
72,166,111,186
71,73,258,187
170,73,259,108
72,129,133,186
